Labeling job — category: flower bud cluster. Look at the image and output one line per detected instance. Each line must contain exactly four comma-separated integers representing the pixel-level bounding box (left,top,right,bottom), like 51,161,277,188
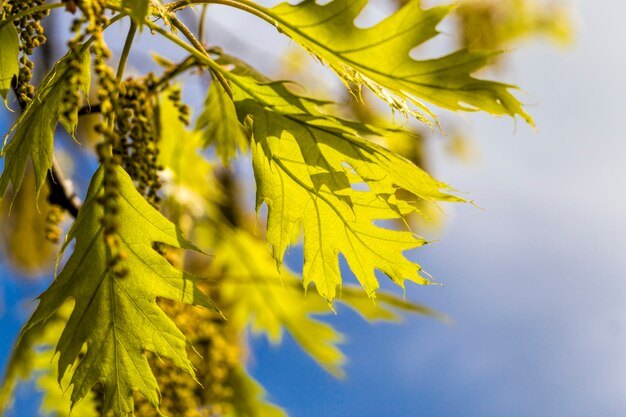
199,317,238,417
44,206,64,244
133,299,241,417
96,144,129,279
68,0,117,144
73,0,129,279
167,86,191,126
114,76,163,207
59,16,89,129
4,0,49,105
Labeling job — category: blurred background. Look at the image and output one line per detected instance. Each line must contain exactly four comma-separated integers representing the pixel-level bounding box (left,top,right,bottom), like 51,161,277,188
3,0,626,416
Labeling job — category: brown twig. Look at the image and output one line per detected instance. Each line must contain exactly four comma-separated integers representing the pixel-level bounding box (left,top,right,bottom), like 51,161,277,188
78,103,101,116
47,158,81,218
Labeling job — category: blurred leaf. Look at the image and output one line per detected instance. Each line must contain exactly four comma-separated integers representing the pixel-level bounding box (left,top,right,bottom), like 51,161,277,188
158,89,222,217
204,223,346,376
0,318,48,414
445,132,478,163
0,304,99,417
457,0,572,51
338,286,445,323
225,366,287,417
198,217,444,376
196,77,249,166
0,23,18,105
0,167,58,275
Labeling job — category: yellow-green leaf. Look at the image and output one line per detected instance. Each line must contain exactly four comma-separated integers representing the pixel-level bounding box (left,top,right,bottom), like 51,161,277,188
17,165,215,417
0,166,58,275
0,47,90,201
225,72,465,302
260,0,532,124
0,22,18,105
196,78,249,165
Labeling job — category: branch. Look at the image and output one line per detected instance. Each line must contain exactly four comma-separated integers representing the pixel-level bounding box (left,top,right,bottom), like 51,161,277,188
116,21,137,82
47,158,81,218
154,55,200,90
78,103,101,116
166,0,273,25
168,15,233,98
198,4,209,42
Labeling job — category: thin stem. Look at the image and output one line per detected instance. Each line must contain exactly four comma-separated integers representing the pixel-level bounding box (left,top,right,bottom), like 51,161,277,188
0,2,66,31
77,13,126,55
147,20,258,103
146,21,218,71
168,15,233,97
116,20,137,82
154,56,199,90
166,0,275,27
169,16,206,59
198,4,208,42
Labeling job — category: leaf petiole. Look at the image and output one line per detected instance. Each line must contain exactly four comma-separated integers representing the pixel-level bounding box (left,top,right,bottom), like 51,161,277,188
167,15,233,98
116,21,137,82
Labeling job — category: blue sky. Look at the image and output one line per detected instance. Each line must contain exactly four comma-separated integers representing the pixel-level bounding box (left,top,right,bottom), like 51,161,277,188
3,0,626,416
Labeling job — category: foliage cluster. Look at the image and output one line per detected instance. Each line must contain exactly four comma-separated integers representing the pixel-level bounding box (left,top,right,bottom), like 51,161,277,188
0,0,568,416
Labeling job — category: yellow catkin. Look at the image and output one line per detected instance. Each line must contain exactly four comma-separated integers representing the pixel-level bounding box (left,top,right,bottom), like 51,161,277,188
114,77,163,207
131,296,242,417
4,0,49,105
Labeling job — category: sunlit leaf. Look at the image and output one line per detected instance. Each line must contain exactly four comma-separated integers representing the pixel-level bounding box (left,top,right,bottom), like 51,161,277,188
196,77,249,165
261,0,532,124
223,71,465,302
0,47,90,201
17,164,215,417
